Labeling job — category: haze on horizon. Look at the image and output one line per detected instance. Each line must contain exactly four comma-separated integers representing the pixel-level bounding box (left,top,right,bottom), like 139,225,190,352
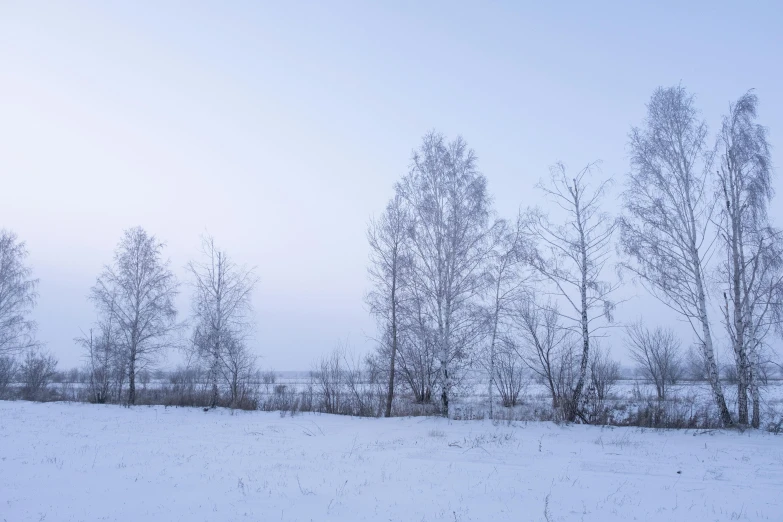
2,1,782,371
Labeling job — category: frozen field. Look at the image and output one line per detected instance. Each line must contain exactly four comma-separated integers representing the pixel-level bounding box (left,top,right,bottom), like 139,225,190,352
1,401,782,522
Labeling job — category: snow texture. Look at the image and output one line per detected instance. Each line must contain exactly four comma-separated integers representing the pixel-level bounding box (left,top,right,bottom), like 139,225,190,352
1,401,781,521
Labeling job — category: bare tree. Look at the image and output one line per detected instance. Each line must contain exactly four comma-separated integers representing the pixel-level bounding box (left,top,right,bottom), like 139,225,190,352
373,270,440,405
523,163,618,421
77,328,109,403
482,217,527,417
715,90,781,427
492,338,527,407
625,322,682,401
620,85,732,426
77,293,124,404
744,234,783,427
342,349,377,417
513,295,571,409
91,227,179,405
397,131,497,415
0,230,39,357
188,235,258,408
366,194,411,417
312,345,344,414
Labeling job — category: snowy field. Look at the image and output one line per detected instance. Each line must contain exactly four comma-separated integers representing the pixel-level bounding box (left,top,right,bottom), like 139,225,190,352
2,402,782,521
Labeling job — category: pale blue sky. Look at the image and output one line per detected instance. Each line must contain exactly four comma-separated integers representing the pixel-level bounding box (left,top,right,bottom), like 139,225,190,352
1,1,782,369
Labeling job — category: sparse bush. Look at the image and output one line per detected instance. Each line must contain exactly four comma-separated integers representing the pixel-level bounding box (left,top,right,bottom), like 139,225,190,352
165,366,211,407
589,345,620,401
626,323,682,400
623,396,717,429
19,349,57,401
493,339,527,407
309,343,380,417
514,298,573,410
344,352,380,417
312,347,345,414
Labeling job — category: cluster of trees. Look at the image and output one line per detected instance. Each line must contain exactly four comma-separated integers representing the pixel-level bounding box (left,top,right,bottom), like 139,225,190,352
0,231,59,401
79,229,260,407
0,226,260,408
1,84,780,429
366,85,783,427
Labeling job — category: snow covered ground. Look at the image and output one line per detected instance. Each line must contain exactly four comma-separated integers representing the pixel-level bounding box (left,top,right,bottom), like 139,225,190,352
1,401,781,521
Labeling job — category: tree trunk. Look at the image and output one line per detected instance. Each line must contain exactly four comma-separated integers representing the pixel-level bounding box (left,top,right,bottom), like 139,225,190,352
737,366,749,425
116,366,125,404
687,188,732,426
230,370,239,409
128,355,136,406
210,348,220,409
488,342,495,420
440,299,451,416
569,199,590,423
696,276,732,426
440,334,450,416
384,274,398,418
730,203,749,425
749,342,761,428
488,294,501,421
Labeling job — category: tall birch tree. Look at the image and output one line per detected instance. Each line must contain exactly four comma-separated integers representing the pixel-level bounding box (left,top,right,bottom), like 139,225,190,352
366,195,411,417
397,131,496,415
91,227,179,405
716,90,781,427
523,163,617,422
620,85,732,426
0,230,39,357
188,235,258,409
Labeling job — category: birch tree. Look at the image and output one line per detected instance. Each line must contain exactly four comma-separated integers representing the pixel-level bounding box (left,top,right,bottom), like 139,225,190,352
91,227,179,405
0,230,39,357
619,85,732,426
397,131,496,415
743,232,783,427
715,90,781,427
366,194,411,417
188,235,258,409
523,163,618,422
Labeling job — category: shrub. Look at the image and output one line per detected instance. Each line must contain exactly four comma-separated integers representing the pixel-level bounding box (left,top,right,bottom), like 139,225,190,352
19,349,58,401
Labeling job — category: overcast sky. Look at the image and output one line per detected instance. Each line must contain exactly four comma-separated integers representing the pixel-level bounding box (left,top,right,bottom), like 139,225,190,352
1,1,782,370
